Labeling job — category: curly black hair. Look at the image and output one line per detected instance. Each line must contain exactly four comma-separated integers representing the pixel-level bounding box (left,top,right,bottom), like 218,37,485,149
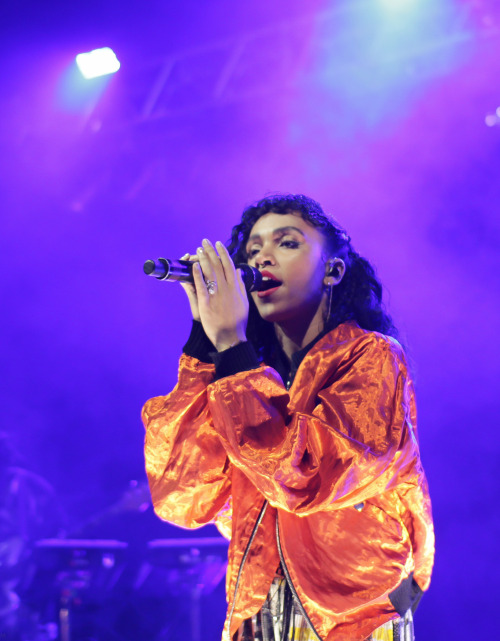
227,194,398,357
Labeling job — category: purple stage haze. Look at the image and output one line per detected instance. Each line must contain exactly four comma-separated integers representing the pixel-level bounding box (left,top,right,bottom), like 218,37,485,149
1,1,499,638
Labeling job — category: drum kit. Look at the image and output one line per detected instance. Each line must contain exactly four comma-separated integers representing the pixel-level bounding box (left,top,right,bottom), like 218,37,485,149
2,483,229,641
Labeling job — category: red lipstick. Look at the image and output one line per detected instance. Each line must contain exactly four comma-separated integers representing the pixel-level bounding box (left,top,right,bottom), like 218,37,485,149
257,270,282,298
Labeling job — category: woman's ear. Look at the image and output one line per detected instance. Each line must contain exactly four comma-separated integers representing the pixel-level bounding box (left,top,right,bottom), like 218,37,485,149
324,257,346,286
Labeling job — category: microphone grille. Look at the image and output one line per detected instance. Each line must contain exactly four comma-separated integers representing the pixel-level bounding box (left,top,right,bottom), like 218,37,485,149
143,260,156,275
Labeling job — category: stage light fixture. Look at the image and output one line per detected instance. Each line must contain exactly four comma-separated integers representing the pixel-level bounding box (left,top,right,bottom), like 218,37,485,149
76,47,120,79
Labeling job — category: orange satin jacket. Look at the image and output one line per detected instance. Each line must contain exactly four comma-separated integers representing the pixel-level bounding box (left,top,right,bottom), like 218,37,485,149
143,322,434,641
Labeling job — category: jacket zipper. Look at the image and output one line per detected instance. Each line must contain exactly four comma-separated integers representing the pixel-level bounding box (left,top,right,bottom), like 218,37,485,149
227,499,269,640
276,513,323,641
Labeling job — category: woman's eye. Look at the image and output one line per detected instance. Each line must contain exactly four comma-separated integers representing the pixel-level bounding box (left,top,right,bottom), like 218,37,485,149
280,239,300,249
247,248,260,257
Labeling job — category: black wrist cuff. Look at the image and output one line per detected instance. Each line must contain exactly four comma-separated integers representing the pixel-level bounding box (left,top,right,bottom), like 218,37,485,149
183,321,214,363
211,341,260,380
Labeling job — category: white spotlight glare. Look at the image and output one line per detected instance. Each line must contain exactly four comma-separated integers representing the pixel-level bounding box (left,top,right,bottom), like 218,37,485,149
485,113,500,127
76,47,121,79
379,0,417,8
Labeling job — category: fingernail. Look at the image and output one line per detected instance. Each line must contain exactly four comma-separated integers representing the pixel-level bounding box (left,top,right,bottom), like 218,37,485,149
197,247,203,254
216,240,223,248
202,238,211,246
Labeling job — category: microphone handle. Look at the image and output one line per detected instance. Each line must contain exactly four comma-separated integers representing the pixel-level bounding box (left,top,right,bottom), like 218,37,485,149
143,258,263,292
144,258,192,281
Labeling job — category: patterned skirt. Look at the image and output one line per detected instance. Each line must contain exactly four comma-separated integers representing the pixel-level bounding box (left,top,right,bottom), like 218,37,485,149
236,575,414,641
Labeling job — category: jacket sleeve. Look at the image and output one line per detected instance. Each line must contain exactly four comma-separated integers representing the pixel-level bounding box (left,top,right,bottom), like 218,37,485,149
142,354,232,529
207,333,422,515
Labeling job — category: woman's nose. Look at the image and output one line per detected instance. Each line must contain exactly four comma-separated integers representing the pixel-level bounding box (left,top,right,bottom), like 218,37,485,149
255,252,275,268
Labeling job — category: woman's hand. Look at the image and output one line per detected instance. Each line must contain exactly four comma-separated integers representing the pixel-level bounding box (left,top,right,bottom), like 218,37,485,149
192,239,249,352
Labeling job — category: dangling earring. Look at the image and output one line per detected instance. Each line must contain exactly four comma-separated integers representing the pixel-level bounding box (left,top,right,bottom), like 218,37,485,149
326,281,334,326
325,257,339,326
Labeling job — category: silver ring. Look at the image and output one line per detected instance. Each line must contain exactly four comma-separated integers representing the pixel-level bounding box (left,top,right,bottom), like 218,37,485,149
206,280,217,295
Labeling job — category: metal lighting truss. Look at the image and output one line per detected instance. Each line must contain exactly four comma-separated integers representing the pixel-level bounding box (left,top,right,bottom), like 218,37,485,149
89,0,500,130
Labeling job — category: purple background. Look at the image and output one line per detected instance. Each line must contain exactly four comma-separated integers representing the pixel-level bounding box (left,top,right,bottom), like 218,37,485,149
1,0,499,638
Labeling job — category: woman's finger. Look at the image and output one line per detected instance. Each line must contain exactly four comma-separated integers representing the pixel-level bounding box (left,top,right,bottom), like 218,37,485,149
196,244,218,285
235,268,247,298
216,241,236,285
192,261,209,304
180,252,198,263
179,254,196,288
201,239,225,284
178,254,201,320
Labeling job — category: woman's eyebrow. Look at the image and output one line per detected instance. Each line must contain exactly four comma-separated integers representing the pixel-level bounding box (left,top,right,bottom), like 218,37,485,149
246,226,306,244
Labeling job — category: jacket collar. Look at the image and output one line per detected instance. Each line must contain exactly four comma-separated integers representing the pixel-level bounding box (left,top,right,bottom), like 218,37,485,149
270,322,357,389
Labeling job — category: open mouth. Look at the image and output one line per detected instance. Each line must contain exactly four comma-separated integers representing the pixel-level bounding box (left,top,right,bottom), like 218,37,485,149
259,277,283,291
257,275,283,298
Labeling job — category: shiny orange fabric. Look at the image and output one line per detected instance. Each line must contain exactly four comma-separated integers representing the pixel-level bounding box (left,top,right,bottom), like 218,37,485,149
143,322,434,641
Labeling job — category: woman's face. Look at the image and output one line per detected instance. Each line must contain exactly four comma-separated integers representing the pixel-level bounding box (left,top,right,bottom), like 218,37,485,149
245,212,329,325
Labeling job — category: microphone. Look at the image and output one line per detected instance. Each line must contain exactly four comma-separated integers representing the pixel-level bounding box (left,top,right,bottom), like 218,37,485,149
143,258,264,292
